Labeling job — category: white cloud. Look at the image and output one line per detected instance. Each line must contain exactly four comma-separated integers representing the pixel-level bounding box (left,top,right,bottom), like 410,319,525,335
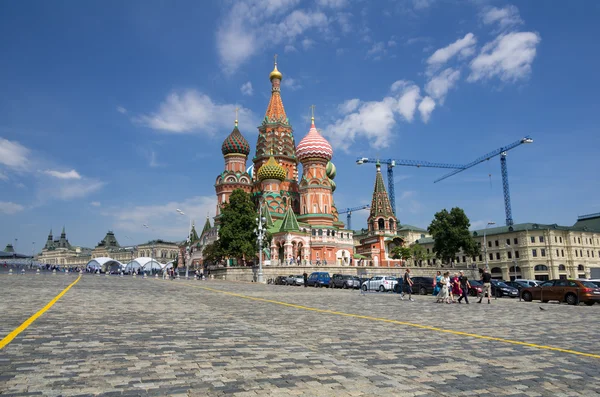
0,201,24,214
413,0,434,10
367,42,386,58
241,81,254,96
15,182,26,189
468,32,541,82
302,38,314,50
284,44,297,52
482,5,523,31
427,33,476,73
400,190,416,200
135,90,254,135
282,77,302,91
0,138,30,170
418,96,436,123
148,151,161,168
90,201,101,207
42,169,82,180
39,180,105,200
0,170,7,181
316,0,347,8
216,0,334,72
323,81,426,151
117,106,128,114
111,195,217,240
425,68,461,104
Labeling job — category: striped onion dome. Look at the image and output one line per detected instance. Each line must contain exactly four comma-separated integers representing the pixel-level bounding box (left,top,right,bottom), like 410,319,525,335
296,118,333,162
221,122,250,156
257,155,287,182
326,161,336,179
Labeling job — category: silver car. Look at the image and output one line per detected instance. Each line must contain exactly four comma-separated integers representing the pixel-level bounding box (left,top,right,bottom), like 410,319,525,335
286,275,304,286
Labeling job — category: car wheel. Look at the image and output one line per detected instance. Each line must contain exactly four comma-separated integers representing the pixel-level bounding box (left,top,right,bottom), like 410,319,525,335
314,282,318,288
343,283,348,289
584,301,595,306
378,285,385,292
565,293,578,306
361,284,367,291
469,290,477,297
522,291,532,302
419,287,427,295
496,290,502,298
541,300,549,303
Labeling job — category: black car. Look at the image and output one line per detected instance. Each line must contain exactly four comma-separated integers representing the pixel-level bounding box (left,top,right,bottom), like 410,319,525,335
329,274,360,289
393,276,434,295
274,276,288,285
490,280,519,298
504,280,529,291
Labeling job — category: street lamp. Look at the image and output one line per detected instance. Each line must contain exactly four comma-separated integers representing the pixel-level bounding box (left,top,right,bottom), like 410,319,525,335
176,209,192,279
143,224,155,276
505,243,521,301
254,200,267,283
483,221,496,270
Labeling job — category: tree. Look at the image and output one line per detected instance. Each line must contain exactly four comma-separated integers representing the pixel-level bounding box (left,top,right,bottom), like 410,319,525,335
391,246,411,261
202,241,224,264
217,189,258,266
409,244,425,266
427,207,480,264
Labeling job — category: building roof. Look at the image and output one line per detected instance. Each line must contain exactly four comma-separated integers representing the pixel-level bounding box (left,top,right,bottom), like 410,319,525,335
222,122,251,156
573,212,600,232
398,224,427,232
201,217,212,236
264,61,288,124
279,206,300,232
257,154,287,181
296,117,333,162
96,231,120,249
368,163,396,221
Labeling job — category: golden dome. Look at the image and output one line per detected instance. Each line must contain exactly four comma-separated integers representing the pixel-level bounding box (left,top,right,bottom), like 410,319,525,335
257,155,286,182
269,62,283,81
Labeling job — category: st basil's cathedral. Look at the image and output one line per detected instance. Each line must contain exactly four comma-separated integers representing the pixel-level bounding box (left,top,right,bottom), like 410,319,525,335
214,61,355,266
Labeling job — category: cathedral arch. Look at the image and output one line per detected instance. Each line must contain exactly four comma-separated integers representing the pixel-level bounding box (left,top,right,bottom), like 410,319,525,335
378,218,385,230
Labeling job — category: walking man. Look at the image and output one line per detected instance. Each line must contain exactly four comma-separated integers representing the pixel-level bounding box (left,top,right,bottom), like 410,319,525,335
303,271,308,288
457,270,470,304
478,268,492,304
400,268,414,301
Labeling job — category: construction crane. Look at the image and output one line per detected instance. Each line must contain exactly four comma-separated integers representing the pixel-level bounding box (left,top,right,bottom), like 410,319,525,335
338,205,370,230
356,158,465,216
434,136,533,226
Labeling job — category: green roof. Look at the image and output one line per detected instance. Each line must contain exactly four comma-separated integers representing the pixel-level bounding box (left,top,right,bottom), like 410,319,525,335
201,217,212,235
573,213,600,232
279,206,300,232
369,164,396,219
398,224,427,232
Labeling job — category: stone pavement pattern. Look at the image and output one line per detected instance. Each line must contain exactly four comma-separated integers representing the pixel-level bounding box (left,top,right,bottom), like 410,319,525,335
1,274,599,396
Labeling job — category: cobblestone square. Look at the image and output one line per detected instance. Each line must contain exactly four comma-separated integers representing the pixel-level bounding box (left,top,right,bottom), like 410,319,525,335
1,274,600,396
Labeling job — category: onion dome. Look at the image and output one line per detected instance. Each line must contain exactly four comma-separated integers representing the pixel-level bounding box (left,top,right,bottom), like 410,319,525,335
221,121,250,156
257,155,287,182
329,178,336,192
326,161,336,179
269,61,283,81
296,117,333,162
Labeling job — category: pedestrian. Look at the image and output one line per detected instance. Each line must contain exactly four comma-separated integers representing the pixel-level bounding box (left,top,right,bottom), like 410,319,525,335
457,270,470,304
478,268,492,304
400,268,414,301
303,271,308,287
451,272,461,303
432,271,442,296
436,272,451,304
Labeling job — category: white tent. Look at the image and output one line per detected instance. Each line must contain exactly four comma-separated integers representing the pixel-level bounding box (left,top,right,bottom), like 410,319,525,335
124,257,164,273
86,257,123,273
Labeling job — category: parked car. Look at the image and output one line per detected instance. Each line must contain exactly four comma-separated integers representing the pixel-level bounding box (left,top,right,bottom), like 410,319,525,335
514,279,541,288
504,280,529,291
490,280,519,298
286,275,304,286
467,280,484,297
521,279,600,306
361,275,398,292
330,274,360,289
306,272,331,287
393,276,434,295
274,275,288,285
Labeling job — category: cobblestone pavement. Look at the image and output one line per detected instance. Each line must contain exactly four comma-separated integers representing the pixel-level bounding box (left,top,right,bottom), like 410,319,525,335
1,273,600,397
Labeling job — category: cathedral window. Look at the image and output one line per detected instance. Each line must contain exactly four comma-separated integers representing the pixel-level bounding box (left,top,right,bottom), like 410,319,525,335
378,218,385,230
324,205,328,213
327,230,330,237
318,229,323,236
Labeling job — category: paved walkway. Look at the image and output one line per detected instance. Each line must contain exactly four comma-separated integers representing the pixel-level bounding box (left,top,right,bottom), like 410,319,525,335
1,274,599,396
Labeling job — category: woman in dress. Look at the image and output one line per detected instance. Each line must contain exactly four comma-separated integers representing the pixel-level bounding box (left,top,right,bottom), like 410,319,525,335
436,272,451,303
451,272,462,303
433,271,442,296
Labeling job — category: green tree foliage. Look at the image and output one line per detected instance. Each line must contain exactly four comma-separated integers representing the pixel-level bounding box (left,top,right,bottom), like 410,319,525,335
391,246,411,260
217,189,258,266
409,244,425,265
202,241,224,264
427,207,480,264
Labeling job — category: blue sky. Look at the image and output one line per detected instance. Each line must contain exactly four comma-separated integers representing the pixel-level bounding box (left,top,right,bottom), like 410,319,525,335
1,0,599,253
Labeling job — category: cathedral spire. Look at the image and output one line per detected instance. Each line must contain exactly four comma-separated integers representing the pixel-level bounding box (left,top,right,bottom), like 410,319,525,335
265,56,287,124
369,162,396,220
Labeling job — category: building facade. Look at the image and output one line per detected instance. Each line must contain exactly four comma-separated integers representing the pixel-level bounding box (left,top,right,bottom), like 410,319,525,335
37,228,92,266
414,213,600,280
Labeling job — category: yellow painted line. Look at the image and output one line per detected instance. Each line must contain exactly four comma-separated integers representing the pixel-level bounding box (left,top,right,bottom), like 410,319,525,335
176,281,600,360
0,274,82,349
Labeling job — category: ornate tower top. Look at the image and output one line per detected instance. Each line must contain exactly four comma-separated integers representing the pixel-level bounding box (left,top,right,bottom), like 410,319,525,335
222,115,250,156
264,56,287,124
369,162,396,220
296,111,333,162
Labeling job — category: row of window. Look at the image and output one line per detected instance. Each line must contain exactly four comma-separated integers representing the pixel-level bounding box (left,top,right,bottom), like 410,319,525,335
533,249,599,258
310,229,351,239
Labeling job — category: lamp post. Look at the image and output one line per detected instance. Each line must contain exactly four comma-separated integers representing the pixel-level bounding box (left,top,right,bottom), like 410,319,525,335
254,201,267,283
143,224,155,276
176,209,192,279
483,221,496,270
505,243,521,301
